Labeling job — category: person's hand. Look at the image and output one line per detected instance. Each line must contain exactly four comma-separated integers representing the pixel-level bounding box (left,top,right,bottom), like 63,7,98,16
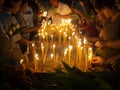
99,30,104,38
55,13,61,18
107,55,120,74
105,56,118,66
71,8,81,15
55,13,71,19
32,25,41,32
91,56,104,66
95,40,106,49
111,59,120,74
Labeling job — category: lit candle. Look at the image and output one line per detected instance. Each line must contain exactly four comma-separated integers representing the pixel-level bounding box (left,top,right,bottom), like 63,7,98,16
45,32,48,43
51,35,53,44
43,48,47,64
76,42,81,64
68,45,73,65
79,47,83,69
53,44,56,61
88,47,93,66
42,35,45,44
72,32,75,44
59,31,62,46
20,59,24,64
68,36,71,44
83,37,89,72
35,53,39,72
64,48,68,62
20,59,25,70
41,43,44,59
38,33,41,41
63,32,67,46
50,53,54,61
84,37,87,44
32,43,37,72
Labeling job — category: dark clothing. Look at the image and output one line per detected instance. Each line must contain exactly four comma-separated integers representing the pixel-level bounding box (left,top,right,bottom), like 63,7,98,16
0,10,22,66
0,11,17,32
15,12,28,54
0,22,21,66
86,23,99,37
15,12,27,28
103,14,120,59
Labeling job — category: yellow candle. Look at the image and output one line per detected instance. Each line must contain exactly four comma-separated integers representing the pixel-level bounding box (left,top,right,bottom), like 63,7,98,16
64,48,68,62
88,47,93,65
79,47,83,69
42,35,45,44
41,43,44,59
84,37,87,44
32,43,37,72
20,59,24,65
68,36,71,44
20,59,25,70
38,33,41,41
35,53,39,72
50,53,54,61
51,35,53,44
53,44,56,61
68,45,72,65
63,32,66,45
43,48,47,64
59,31,62,46
45,32,48,43
72,32,75,44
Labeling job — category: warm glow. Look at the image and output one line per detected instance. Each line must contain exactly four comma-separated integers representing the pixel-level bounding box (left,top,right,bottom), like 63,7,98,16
43,11,47,17
64,48,68,56
50,53,54,58
69,45,73,50
32,43,35,47
35,53,39,60
84,37,87,44
20,59,24,64
53,44,56,48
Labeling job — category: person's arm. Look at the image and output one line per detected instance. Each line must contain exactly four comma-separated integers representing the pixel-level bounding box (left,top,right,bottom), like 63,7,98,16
95,39,120,49
106,53,120,74
22,27,38,34
71,8,89,20
106,54,120,65
55,13,71,19
17,38,28,45
104,40,120,49
86,37,101,43
22,24,41,34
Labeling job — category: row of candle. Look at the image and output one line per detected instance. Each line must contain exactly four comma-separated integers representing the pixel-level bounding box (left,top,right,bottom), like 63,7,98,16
28,19,94,72
29,37,93,72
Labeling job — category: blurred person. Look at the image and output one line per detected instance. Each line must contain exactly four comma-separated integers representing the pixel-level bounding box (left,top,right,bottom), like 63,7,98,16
0,21,22,66
15,0,40,40
0,0,31,63
28,0,39,40
0,0,4,11
72,0,99,38
47,0,72,24
14,0,40,55
91,0,120,74
22,2,34,28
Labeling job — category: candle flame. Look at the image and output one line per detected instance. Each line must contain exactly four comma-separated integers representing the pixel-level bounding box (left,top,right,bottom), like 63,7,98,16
20,59,24,64
69,45,73,50
64,48,68,56
32,43,35,47
35,53,39,60
50,53,54,58
53,44,56,48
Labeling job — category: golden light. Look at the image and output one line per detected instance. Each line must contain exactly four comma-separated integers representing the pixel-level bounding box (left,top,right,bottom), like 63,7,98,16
20,59,24,64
